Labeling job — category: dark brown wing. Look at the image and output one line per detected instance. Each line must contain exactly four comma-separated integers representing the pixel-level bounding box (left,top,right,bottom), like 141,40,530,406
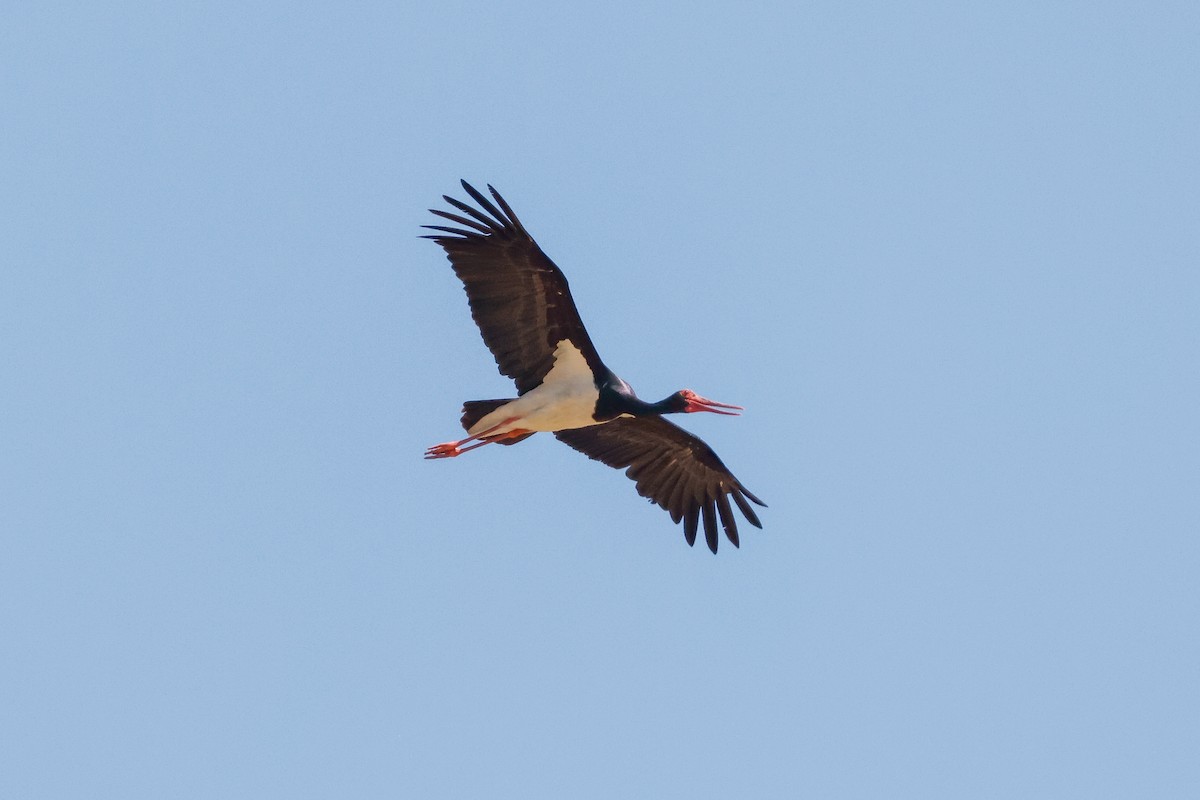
422,181,605,395
554,417,766,553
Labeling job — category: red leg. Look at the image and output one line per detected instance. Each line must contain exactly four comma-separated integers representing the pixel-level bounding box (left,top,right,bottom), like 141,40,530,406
424,417,522,459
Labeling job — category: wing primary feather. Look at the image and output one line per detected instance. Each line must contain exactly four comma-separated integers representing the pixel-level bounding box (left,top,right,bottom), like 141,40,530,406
716,492,740,548
460,181,511,229
443,194,504,231
683,506,700,547
422,225,476,238
739,485,768,507
428,208,495,234
488,185,531,237
702,497,719,553
730,488,763,529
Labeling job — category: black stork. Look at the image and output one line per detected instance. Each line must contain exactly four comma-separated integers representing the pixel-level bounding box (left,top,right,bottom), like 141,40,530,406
422,181,766,552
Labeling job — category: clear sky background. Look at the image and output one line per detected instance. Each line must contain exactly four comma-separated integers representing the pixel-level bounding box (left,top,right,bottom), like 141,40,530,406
3,2,1197,798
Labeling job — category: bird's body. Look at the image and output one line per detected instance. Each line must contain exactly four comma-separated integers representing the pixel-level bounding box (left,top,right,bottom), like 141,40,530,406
464,339,602,437
423,181,766,552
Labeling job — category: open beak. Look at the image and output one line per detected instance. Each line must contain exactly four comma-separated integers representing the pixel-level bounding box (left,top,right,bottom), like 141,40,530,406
685,394,743,416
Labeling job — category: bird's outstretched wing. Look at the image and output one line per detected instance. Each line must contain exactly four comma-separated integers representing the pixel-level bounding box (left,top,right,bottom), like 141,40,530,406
423,181,605,395
554,417,767,553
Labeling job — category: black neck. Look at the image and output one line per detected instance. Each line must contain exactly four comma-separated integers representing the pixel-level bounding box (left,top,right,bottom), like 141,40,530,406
596,382,683,420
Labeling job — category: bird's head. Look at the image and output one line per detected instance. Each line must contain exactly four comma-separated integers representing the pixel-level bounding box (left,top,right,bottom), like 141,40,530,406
673,389,742,416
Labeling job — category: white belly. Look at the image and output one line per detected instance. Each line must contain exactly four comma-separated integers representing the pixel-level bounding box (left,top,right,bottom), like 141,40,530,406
467,339,605,436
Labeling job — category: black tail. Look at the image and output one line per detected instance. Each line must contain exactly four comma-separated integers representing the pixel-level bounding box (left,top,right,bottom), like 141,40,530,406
460,400,535,446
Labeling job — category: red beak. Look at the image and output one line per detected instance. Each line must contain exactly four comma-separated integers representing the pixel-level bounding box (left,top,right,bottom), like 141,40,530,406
683,392,743,416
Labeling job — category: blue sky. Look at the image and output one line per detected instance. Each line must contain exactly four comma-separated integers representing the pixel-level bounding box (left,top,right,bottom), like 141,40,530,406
3,2,1197,797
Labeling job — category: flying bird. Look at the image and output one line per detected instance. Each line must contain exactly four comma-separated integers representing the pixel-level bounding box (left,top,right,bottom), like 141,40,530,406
422,181,766,552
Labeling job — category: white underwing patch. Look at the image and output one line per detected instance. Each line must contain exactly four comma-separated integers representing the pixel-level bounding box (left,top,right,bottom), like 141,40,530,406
467,340,607,436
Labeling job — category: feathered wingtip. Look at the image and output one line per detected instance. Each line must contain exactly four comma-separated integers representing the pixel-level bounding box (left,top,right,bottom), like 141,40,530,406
419,180,531,242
